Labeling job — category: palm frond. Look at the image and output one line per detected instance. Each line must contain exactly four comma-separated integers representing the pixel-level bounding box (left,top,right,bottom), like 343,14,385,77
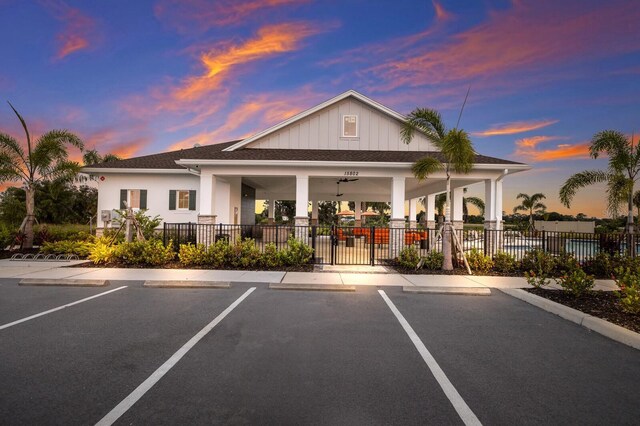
45,160,82,183
559,169,610,207
442,128,475,174
401,108,447,148
0,132,27,164
464,196,485,215
411,156,444,180
31,130,84,172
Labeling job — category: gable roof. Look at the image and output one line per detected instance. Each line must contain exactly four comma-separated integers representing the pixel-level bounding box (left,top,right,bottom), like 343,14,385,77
222,90,408,152
83,141,526,172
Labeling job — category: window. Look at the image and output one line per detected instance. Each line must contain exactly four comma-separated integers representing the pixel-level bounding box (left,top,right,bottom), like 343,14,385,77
120,189,146,210
128,190,140,209
177,190,190,210
342,114,358,138
169,189,196,211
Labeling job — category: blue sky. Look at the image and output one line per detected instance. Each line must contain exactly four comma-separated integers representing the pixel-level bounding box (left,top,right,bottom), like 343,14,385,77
1,0,639,216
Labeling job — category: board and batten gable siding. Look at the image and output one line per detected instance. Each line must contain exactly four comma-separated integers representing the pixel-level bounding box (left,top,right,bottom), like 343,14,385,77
95,173,200,228
245,97,435,151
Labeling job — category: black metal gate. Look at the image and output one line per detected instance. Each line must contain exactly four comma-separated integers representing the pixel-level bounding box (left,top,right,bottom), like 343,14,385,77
329,225,375,265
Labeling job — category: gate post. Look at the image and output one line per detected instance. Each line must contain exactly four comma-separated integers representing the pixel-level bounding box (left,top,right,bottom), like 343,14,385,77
370,226,375,266
330,225,336,265
311,225,317,263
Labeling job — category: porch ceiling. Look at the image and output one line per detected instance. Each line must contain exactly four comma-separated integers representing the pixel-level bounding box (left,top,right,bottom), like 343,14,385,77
243,175,486,202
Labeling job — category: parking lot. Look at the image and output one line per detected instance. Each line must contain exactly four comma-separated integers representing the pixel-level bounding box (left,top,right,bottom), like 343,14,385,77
1,279,639,425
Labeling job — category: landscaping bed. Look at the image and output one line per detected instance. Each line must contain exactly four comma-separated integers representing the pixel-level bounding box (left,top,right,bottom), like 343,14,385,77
526,288,640,333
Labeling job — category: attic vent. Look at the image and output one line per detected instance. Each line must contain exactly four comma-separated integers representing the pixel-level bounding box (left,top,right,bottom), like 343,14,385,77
342,115,358,138
193,143,201,148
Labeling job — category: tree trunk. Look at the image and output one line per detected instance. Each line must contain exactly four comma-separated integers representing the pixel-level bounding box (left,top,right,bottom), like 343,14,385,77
24,186,35,249
442,176,453,271
627,191,635,234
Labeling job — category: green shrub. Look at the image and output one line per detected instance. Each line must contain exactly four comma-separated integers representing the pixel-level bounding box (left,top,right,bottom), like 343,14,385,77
422,250,444,270
554,267,595,297
552,252,580,277
0,224,15,250
261,243,281,268
88,239,116,264
34,224,93,244
492,251,516,274
112,210,162,240
582,252,613,278
278,238,313,266
113,239,174,266
178,243,208,267
397,246,420,269
613,266,640,314
41,240,93,257
520,249,555,276
229,239,262,268
466,249,494,274
209,239,232,268
524,269,551,288
142,239,175,266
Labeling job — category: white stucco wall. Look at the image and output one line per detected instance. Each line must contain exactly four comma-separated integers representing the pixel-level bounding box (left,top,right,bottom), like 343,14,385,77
96,172,200,228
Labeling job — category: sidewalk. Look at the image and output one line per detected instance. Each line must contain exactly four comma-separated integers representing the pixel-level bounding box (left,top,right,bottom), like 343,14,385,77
0,259,618,290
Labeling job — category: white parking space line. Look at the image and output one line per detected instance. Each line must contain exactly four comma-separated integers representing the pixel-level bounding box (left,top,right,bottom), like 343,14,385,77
95,287,256,426
378,290,482,426
0,286,128,331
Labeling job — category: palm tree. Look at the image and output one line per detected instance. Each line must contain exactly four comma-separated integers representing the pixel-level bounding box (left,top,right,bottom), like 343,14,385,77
513,193,546,230
82,149,121,165
423,189,483,222
402,108,475,270
560,130,640,233
0,102,84,248
634,190,640,225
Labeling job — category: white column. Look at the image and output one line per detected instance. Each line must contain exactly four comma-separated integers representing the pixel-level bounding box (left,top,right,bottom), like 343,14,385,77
295,176,309,242
390,177,406,258
354,199,362,227
391,177,405,220
197,172,216,245
268,196,275,224
426,194,436,229
311,200,318,225
408,198,418,229
452,187,464,230
495,179,503,231
198,172,216,228
484,179,496,227
484,178,498,255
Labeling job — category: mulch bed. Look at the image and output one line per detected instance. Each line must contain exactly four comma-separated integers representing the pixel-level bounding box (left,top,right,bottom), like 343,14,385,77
526,288,640,333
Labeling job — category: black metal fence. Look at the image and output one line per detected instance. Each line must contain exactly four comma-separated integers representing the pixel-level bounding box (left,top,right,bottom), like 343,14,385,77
162,223,639,265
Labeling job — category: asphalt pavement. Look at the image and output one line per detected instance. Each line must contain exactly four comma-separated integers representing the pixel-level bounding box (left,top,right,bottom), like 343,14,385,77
1,279,639,425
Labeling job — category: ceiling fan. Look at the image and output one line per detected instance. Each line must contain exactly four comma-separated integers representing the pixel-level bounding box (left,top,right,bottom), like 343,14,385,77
335,181,344,197
338,178,359,183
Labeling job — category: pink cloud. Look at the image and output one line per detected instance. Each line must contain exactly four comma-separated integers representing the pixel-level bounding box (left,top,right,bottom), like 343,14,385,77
154,0,310,33
41,0,99,60
361,0,640,91
473,119,558,137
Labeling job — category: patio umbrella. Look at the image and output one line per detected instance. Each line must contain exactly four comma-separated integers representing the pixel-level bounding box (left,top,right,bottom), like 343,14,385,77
336,210,355,216
360,211,379,217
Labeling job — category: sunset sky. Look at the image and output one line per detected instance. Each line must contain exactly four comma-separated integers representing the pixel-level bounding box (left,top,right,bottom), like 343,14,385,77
1,0,639,217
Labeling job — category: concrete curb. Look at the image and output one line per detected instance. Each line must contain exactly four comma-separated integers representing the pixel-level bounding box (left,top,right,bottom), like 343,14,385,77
269,283,356,292
500,288,640,350
19,278,109,287
143,280,231,289
403,286,491,296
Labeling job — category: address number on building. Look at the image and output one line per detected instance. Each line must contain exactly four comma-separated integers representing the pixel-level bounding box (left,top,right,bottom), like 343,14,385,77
344,171,359,176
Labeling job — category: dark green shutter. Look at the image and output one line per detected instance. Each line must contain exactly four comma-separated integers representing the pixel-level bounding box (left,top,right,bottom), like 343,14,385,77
189,190,196,210
169,190,176,210
120,189,127,209
140,190,147,210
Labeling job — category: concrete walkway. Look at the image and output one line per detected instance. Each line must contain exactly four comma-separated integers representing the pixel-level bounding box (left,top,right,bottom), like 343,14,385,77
0,259,618,290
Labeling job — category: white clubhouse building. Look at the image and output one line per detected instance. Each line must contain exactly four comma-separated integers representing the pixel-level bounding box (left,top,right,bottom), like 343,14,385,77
84,90,529,248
